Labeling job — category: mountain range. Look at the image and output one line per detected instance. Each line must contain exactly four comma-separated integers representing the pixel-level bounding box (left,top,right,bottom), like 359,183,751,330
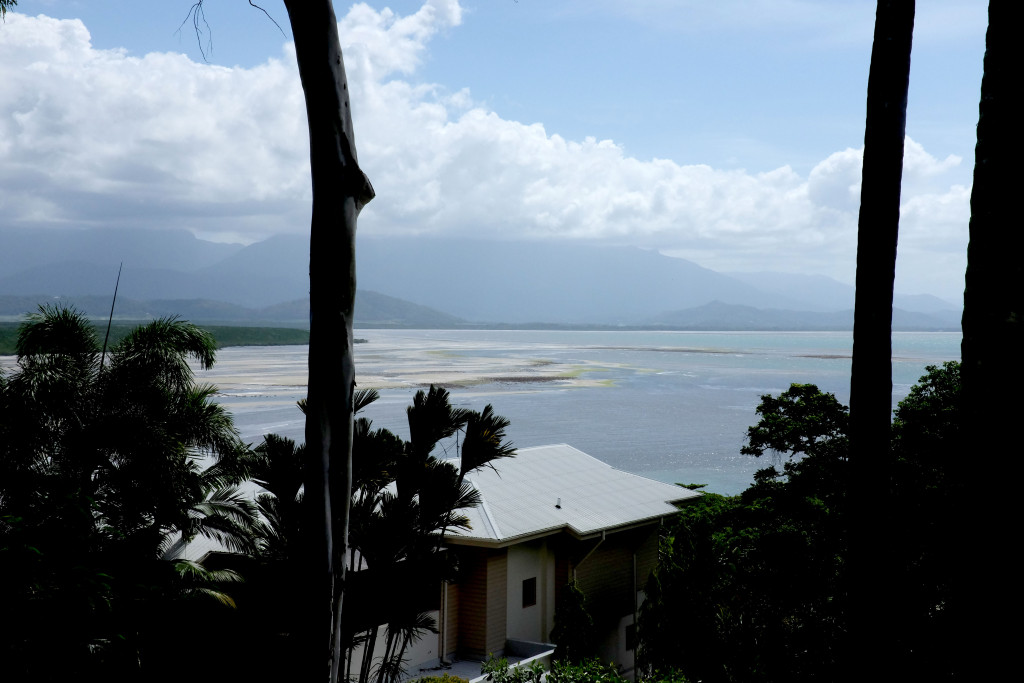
0,227,961,330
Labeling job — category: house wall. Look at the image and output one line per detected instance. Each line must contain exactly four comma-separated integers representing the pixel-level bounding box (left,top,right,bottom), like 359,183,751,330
443,581,459,660
634,524,660,588
485,549,508,655
597,613,637,679
575,526,659,619
447,522,663,668
457,549,488,657
575,534,635,622
456,547,508,659
573,524,661,678
505,538,556,645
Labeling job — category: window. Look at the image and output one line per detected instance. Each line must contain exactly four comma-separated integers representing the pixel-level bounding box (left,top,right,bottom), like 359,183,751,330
522,577,537,608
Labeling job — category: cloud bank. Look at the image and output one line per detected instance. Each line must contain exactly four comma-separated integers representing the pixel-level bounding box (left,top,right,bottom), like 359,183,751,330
0,2,969,300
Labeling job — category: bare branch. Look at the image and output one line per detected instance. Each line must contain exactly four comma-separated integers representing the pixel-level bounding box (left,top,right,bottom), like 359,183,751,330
250,1,286,38
177,1,287,63
177,1,213,62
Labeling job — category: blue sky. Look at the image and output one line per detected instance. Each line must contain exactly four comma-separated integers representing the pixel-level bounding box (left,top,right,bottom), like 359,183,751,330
1,1,989,302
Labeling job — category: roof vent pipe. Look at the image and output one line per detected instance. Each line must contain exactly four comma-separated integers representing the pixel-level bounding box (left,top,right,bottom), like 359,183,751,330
556,497,561,509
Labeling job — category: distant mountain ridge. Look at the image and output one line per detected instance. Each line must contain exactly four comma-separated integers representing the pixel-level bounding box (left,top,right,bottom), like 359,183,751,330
0,292,465,329
725,271,958,314
648,300,958,331
0,228,962,329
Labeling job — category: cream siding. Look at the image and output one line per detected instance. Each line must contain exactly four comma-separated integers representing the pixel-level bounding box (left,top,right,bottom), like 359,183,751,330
485,550,508,655
505,538,556,645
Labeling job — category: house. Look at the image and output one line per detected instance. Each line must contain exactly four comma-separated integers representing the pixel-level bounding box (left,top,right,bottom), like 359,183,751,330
401,443,701,679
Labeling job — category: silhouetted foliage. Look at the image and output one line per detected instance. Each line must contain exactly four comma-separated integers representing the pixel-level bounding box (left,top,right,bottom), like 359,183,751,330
0,305,254,681
549,580,596,664
640,364,961,682
251,385,515,683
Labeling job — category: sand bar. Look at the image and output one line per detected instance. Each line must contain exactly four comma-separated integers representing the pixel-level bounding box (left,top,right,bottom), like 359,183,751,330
191,337,620,398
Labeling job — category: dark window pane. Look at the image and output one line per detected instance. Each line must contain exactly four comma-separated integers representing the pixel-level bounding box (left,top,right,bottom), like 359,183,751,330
522,577,537,608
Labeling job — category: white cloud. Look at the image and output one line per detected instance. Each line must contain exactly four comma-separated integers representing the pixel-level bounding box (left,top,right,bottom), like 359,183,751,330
0,4,969,299
341,0,462,81
0,12,308,235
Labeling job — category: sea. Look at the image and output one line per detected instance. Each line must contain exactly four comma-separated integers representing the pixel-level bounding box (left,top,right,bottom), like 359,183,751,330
207,329,961,496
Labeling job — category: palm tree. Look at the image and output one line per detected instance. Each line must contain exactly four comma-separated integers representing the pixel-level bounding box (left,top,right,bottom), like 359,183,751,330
0,305,255,679
251,386,514,683
351,387,512,683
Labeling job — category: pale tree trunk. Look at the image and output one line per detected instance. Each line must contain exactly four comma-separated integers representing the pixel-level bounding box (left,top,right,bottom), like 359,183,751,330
959,2,1018,677
847,0,914,678
282,1,374,680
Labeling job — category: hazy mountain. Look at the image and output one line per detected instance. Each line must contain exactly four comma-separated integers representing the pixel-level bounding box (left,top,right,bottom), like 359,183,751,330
727,271,960,313
0,229,961,327
254,292,466,328
355,237,808,323
0,227,243,274
649,301,958,331
891,292,961,314
0,291,465,329
192,234,310,306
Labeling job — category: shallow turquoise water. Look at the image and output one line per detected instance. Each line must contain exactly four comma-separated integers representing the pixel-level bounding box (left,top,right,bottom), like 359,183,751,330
218,330,960,496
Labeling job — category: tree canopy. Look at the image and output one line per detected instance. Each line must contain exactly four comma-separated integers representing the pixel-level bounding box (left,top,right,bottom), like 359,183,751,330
639,363,962,682
240,385,515,683
0,305,255,680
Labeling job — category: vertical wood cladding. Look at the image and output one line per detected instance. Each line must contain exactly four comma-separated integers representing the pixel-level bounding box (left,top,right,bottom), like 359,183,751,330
450,524,663,659
575,526,659,624
444,582,459,659
457,549,487,657
486,550,508,655
456,547,508,659
634,525,660,587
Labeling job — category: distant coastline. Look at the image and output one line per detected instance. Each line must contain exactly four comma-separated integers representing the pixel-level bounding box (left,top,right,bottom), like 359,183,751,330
0,321,312,356
2,318,962,357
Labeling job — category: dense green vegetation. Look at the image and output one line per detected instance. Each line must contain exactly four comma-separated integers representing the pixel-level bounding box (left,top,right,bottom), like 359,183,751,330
0,306,975,683
482,655,690,683
637,362,962,682
1,319,309,355
1,306,516,681
0,306,257,681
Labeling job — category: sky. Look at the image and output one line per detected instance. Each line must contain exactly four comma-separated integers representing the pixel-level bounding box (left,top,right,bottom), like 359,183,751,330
0,1,988,303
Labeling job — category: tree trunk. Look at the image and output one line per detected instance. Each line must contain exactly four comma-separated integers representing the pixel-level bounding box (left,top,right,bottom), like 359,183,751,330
959,2,1019,677
282,1,374,680
847,0,914,677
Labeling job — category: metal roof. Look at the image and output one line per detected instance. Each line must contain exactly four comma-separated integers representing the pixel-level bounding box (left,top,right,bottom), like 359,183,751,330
446,444,699,546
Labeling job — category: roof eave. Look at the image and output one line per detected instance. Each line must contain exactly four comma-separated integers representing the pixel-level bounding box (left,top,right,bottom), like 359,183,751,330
443,502,693,549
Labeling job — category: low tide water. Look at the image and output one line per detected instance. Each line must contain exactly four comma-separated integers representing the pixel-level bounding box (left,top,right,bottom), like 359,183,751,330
207,329,960,496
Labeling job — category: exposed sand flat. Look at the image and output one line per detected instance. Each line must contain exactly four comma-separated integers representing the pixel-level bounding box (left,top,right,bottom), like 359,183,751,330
193,340,616,397
1,337,616,399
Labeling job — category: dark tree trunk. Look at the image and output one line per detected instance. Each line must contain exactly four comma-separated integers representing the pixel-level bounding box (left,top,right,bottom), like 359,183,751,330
958,2,1020,677
282,1,374,680
847,0,914,677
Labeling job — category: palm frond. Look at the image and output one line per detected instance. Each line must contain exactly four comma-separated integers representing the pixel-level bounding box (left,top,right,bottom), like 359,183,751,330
460,404,516,477
16,305,100,360
406,385,470,458
171,559,243,607
354,387,380,414
251,433,304,501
